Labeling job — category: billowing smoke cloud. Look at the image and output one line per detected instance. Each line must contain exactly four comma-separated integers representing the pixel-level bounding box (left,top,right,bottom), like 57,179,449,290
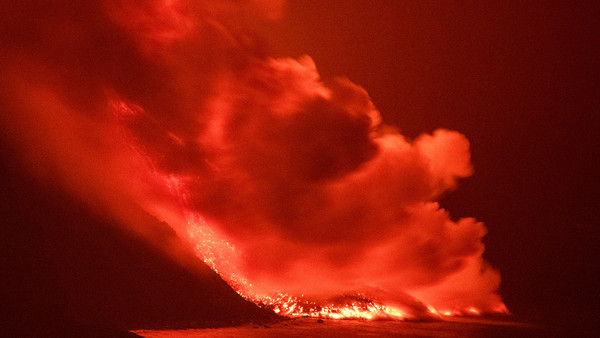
0,0,504,315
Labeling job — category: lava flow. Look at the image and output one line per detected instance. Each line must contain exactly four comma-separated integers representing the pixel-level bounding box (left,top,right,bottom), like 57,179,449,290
0,0,507,322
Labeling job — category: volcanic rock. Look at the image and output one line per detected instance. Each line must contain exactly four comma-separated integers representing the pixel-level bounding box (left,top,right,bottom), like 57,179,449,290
0,144,275,334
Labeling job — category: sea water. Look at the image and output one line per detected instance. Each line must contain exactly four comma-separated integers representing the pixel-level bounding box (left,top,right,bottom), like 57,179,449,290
132,317,546,337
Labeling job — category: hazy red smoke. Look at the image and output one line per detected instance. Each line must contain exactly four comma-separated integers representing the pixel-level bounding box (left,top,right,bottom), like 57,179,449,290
0,0,504,314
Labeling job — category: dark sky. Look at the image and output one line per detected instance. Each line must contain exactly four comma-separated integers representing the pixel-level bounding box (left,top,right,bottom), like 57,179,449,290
1,1,597,330
261,0,599,318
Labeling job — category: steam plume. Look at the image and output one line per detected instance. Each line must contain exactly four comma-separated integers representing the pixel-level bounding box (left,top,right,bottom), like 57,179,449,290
0,0,505,316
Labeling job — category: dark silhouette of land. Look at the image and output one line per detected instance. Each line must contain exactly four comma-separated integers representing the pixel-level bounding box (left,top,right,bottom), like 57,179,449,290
0,143,276,336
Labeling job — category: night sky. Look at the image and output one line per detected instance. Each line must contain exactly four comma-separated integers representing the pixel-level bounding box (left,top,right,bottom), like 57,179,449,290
262,0,599,320
0,1,598,334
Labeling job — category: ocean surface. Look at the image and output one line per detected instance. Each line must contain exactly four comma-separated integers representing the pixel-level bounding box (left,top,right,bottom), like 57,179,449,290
132,317,548,337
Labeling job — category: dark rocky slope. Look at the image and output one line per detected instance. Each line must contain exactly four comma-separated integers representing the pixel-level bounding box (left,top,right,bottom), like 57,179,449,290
0,145,275,335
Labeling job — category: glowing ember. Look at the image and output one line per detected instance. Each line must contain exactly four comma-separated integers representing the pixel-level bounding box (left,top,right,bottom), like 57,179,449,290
260,295,408,320
241,292,504,321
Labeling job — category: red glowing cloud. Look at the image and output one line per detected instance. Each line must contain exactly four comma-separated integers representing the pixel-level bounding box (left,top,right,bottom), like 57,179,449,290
0,0,505,318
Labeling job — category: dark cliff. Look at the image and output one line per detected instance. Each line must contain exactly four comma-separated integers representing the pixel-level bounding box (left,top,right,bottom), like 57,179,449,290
0,144,275,335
